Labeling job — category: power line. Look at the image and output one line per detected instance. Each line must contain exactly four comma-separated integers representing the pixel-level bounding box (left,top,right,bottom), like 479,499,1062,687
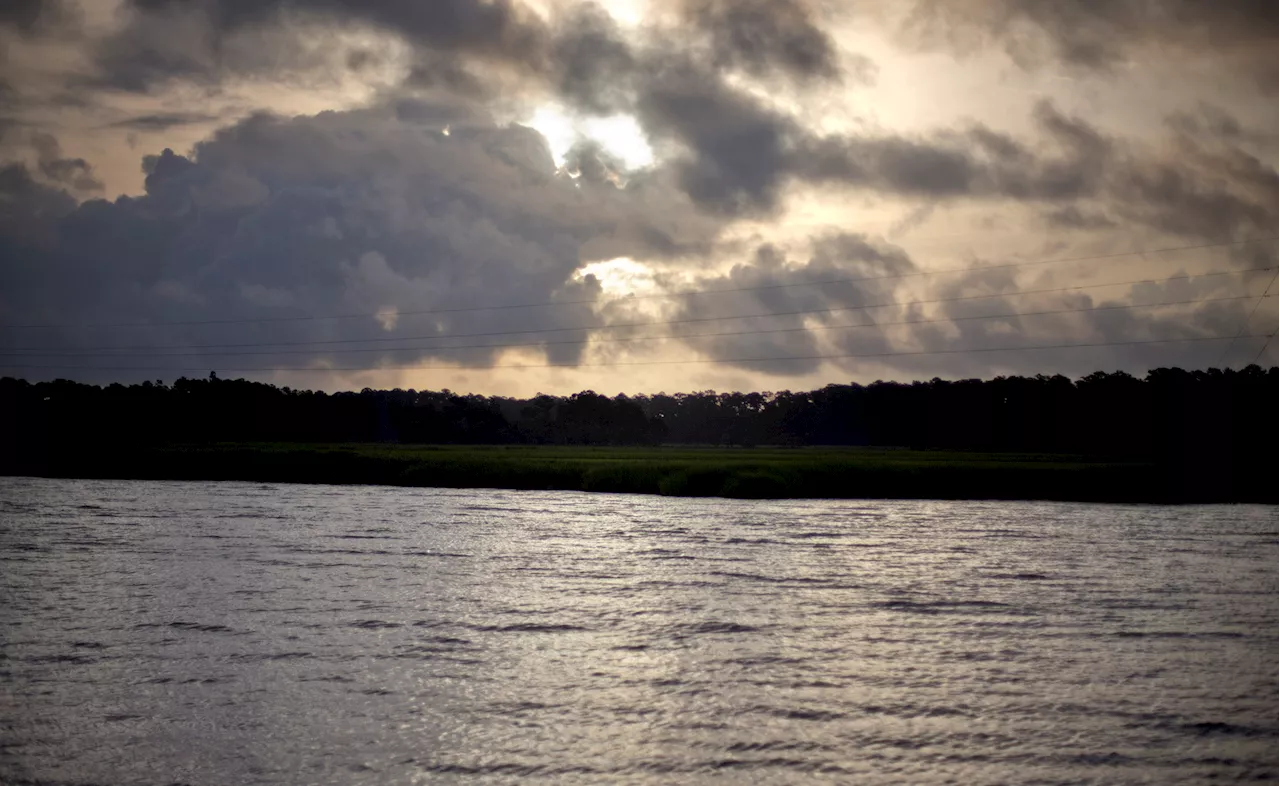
1214,270,1278,368
1249,334,1276,367
6,266,1273,353
1,237,1272,331
2,293,1266,359
0,335,1267,373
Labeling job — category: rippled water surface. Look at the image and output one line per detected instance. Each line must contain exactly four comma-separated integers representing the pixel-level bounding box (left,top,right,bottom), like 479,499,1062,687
1,477,1276,785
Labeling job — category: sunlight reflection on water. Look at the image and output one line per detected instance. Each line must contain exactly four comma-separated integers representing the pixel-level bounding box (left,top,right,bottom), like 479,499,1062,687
0,478,1276,784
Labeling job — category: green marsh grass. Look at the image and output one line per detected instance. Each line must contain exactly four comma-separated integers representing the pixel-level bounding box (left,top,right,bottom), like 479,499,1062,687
17,442,1192,502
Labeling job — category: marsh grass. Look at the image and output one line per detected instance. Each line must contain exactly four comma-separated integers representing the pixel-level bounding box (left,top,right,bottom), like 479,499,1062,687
21,442,1185,502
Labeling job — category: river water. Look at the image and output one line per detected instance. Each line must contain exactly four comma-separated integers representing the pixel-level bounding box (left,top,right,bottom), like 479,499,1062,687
0,477,1275,785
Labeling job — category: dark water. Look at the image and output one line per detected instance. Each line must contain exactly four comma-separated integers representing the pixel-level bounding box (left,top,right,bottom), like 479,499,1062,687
0,478,1275,785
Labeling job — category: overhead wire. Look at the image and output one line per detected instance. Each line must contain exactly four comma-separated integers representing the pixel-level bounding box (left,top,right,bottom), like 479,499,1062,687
1,237,1273,376
0,236,1273,331
1214,270,1279,368
1248,334,1277,367
0,292,1271,359
4,266,1274,354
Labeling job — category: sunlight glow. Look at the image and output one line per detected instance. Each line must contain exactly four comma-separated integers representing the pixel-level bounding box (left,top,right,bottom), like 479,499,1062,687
525,105,654,171
524,0,650,28
594,0,648,28
574,257,661,298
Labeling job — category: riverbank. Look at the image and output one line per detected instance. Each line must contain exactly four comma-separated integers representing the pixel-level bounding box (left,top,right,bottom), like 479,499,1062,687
3,443,1273,503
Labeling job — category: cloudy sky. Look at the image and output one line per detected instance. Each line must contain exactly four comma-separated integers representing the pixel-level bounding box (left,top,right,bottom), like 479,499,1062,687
0,0,1275,395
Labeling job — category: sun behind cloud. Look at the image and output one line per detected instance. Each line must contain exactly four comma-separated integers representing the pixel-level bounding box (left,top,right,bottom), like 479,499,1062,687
525,104,654,171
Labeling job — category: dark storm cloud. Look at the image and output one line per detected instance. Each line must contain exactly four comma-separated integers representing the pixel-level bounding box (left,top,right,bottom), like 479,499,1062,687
654,234,913,374
401,58,490,98
0,0,1273,386
1108,161,1276,243
87,6,365,93
0,0,73,32
562,140,626,185
10,0,802,222
792,134,974,196
788,103,1113,205
79,0,871,219
549,3,637,114
643,230,1274,380
0,102,723,379
9,0,1275,237
679,0,843,83
0,162,76,229
1168,105,1246,144
0,130,102,201
543,12,934,217
788,101,1276,242
128,0,548,59
102,0,850,94
31,133,102,193
532,3,871,215
634,57,799,215
1102,109,1277,244
539,14,819,215
902,0,1277,91
1165,104,1279,154
0,102,1270,382
1042,206,1115,230
0,0,45,30
841,248,1278,380
85,0,549,94
108,112,224,132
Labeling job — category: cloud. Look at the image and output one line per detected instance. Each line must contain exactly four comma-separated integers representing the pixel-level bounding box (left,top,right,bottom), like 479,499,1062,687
99,0,858,95
615,229,1275,382
842,247,1276,380
31,132,102,193
789,101,1276,242
197,0,547,61
649,234,913,375
548,3,638,115
799,101,1114,202
900,0,1277,92
1042,205,1115,230
562,139,626,185
78,0,874,222
885,203,936,240
1104,112,1278,244
1108,160,1276,243
1165,103,1279,155
86,4,408,94
0,0,1273,390
1,97,1272,386
635,57,801,215
678,0,844,83
0,101,727,380
0,161,77,235
0,0,45,30
0,0,74,33
84,0,547,95
108,112,224,132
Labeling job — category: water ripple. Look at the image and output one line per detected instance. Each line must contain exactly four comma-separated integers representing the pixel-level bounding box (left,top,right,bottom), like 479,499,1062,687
0,477,1274,786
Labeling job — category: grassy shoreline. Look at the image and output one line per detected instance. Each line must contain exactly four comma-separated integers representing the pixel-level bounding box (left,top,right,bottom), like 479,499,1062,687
4,443,1272,503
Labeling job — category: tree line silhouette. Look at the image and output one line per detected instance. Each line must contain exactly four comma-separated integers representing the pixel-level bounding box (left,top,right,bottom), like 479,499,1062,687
2,366,1274,457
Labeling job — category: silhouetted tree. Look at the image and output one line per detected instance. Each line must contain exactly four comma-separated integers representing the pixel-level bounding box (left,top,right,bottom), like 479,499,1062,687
1,367,1275,482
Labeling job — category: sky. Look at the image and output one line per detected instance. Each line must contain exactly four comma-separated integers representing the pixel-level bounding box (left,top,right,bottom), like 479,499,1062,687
0,0,1276,396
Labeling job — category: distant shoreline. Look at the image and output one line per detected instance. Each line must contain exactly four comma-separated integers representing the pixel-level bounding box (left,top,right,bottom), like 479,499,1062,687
4,443,1273,504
